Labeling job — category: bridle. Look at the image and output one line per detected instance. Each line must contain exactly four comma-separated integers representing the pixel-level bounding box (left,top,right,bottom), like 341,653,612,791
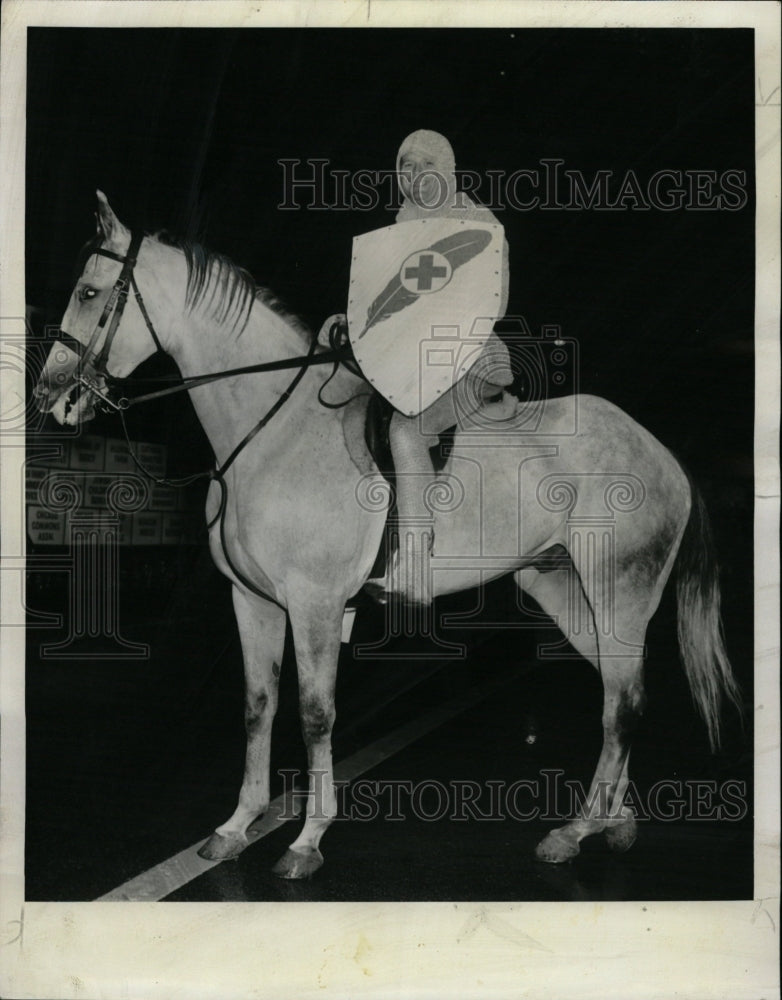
60,230,164,407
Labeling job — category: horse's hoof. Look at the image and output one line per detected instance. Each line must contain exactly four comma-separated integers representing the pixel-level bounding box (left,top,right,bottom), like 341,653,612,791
272,847,324,879
198,830,249,861
535,829,580,864
604,816,637,853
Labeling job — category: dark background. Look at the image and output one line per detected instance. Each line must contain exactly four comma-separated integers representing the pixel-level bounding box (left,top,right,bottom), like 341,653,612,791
25,28,755,901
26,28,755,467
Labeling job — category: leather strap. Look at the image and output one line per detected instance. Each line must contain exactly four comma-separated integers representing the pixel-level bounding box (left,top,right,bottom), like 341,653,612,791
215,332,319,479
92,230,144,371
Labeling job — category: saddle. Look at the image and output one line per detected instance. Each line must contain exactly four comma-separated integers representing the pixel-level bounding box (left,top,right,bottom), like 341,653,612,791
319,315,456,485
363,392,455,482
321,315,504,481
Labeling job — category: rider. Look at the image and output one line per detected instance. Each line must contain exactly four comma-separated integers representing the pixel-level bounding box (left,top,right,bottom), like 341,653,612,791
388,129,514,602
321,129,515,602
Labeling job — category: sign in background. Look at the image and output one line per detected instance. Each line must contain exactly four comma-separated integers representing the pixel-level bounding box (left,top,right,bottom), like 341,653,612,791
25,436,200,546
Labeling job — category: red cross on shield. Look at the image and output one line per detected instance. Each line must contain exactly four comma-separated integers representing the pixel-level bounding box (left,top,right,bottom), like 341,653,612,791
400,250,452,294
347,218,504,416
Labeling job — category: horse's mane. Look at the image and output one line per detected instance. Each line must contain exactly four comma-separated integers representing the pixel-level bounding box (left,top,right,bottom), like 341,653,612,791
153,231,313,346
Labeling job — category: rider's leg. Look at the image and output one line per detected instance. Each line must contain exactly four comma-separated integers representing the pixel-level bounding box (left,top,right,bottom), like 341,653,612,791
473,329,513,389
389,411,437,604
387,385,515,603
420,329,517,432
384,332,517,602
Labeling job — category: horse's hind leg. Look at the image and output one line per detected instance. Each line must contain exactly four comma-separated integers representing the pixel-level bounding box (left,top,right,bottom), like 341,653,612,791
517,565,649,862
603,755,638,853
199,588,286,861
535,645,646,862
272,599,342,879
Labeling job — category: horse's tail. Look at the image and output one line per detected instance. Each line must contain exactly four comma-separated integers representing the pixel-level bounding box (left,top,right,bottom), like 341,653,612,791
675,475,743,752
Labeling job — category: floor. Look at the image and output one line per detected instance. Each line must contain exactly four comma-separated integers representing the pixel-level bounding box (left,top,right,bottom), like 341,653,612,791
24,561,753,903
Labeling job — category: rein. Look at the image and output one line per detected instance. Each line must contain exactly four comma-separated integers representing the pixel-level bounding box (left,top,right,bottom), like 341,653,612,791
100,345,349,410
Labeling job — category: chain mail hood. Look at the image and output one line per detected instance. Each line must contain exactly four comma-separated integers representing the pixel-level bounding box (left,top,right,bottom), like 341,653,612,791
396,129,460,220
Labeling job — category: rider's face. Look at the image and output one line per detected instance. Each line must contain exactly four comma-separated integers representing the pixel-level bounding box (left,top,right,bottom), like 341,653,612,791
399,150,445,208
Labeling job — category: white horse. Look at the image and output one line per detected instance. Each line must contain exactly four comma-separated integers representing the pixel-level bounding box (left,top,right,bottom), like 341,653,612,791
34,193,741,878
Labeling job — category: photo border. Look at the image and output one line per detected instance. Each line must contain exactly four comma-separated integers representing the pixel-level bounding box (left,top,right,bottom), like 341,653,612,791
1,2,779,997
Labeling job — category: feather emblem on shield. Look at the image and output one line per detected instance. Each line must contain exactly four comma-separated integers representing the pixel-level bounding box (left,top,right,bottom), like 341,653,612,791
359,229,493,338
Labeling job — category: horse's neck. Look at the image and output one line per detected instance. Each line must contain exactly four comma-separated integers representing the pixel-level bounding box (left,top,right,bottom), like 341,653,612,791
168,303,311,467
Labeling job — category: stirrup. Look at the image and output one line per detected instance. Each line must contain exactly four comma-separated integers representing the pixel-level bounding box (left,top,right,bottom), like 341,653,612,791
364,529,435,606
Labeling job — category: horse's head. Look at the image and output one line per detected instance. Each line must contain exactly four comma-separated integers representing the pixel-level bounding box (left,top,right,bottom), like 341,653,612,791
34,192,167,425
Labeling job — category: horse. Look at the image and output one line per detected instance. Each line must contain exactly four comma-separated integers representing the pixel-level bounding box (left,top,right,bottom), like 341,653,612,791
34,192,741,879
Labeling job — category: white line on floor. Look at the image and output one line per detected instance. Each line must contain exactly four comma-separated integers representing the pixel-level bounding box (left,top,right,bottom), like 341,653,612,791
96,671,515,902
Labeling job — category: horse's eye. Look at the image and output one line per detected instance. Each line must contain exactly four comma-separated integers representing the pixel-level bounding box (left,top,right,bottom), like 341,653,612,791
79,287,98,302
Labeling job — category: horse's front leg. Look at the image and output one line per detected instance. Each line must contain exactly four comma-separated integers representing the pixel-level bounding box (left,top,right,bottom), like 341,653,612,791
272,599,342,879
199,587,286,861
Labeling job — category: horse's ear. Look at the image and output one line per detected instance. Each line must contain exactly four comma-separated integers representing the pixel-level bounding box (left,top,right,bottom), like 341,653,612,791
95,190,129,245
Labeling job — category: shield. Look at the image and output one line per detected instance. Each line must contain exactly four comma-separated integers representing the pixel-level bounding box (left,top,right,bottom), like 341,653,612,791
347,218,504,416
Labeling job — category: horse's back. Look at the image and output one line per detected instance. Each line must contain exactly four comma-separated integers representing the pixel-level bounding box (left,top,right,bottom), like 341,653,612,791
535,394,691,549
441,392,690,556
509,393,686,485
